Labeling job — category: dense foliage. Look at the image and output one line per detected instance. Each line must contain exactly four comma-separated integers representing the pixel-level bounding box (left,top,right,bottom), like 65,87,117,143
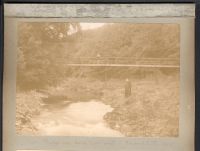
17,22,81,90
17,23,179,90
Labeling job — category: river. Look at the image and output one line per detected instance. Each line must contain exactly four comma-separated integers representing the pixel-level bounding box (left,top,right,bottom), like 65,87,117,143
32,100,124,137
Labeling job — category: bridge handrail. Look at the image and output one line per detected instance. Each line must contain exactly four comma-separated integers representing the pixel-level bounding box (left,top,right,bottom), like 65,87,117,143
65,57,179,65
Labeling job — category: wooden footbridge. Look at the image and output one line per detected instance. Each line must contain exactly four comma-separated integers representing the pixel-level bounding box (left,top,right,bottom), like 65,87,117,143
65,57,180,68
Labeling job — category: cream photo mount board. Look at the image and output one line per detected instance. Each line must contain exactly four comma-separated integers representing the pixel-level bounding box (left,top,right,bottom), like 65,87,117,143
3,3,195,151
2,0,195,5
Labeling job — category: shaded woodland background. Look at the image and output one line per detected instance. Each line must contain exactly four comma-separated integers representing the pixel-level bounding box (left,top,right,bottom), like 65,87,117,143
17,23,179,90
16,23,180,137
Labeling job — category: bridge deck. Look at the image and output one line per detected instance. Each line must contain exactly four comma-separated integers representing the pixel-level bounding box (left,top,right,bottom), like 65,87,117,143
64,57,179,68
66,64,180,68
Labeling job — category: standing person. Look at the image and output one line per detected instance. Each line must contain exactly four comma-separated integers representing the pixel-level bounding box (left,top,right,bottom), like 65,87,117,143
125,78,132,98
96,53,101,64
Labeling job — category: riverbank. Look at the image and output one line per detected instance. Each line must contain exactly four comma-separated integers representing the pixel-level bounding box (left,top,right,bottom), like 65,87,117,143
16,77,106,135
103,77,179,137
16,75,179,136
16,91,46,134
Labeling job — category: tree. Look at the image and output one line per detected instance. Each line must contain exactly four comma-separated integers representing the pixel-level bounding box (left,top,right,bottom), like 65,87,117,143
17,22,81,91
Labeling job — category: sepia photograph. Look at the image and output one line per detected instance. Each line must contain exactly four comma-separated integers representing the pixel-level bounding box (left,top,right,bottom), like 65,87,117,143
16,22,180,137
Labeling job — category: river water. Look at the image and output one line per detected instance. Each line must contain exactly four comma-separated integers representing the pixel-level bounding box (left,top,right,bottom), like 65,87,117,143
32,100,123,137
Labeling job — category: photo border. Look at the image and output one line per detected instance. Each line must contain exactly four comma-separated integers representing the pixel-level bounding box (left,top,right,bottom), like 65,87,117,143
3,16,195,151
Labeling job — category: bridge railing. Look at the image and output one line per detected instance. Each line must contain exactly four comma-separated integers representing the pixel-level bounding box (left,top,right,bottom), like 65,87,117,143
66,57,179,66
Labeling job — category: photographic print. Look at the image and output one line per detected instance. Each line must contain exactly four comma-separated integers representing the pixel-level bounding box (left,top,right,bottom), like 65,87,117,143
3,3,195,151
16,22,180,137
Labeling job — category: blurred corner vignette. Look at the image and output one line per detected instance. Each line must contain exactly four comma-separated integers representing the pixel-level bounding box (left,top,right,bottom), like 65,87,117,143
16,22,180,137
